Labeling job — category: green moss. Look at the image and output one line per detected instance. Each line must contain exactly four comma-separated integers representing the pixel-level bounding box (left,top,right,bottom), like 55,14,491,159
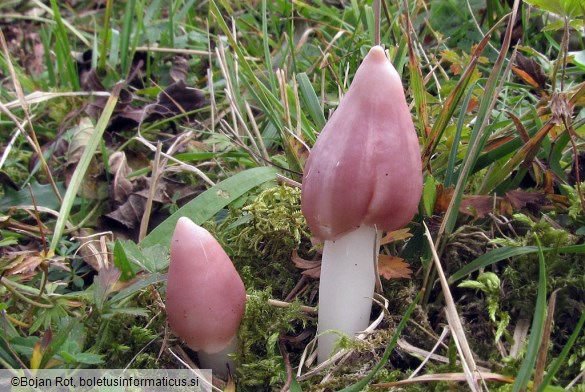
236,289,312,389
233,184,309,260
207,184,313,299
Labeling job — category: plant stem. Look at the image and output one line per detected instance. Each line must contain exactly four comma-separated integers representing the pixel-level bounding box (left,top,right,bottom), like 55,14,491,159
196,337,237,378
317,225,378,363
374,0,381,46
98,0,113,73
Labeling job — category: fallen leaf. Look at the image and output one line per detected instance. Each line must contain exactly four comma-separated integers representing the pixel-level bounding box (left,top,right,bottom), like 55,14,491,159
169,55,190,82
143,80,206,122
380,228,412,245
378,254,412,280
505,189,547,210
291,249,321,279
434,184,454,213
5,253,44,276
104,193,147,229
108,151,134,204
512,53,548,96
458,190,550,218
459,194,501,217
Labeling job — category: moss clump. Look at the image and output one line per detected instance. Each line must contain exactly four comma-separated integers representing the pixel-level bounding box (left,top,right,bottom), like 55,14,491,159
233,184,309,260
488,213,585,384
207,184,313,299
236,289,312,390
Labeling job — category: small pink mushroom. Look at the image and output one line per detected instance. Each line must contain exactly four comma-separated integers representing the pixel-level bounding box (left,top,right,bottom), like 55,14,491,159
301,46,423,362
166,217,246,376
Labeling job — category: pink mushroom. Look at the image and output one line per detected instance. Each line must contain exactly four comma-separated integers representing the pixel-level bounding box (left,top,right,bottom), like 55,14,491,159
301,46,423,362
166,217,246,376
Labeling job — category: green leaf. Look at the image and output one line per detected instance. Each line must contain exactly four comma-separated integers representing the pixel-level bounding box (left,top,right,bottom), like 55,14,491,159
70,352,103,365
541,19,568,32
115,240,169,275
422,175,437,216
0,181,67,211
512,236,547,392
297,72,326,132
0,237,18,247
140,166,279,249
449,243,585,283
113,240,137,281
50,85,122,252
104,307,150,318
458,280,486,290
524,0,584,19
40,318,80,369
109,273,167,304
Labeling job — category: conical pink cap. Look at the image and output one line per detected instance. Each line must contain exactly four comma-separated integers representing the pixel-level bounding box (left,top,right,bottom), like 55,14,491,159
166,217,246,354
301,46,423,240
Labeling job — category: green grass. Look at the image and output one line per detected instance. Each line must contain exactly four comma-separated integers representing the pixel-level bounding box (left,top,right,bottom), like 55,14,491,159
0,0,584,390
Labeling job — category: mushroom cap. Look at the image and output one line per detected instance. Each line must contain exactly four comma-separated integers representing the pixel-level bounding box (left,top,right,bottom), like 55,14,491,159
301,46,423,241
166,217,246,354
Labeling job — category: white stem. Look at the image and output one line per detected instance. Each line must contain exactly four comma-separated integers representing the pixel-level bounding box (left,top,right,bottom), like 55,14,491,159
317,225,379,363
197,337,237,379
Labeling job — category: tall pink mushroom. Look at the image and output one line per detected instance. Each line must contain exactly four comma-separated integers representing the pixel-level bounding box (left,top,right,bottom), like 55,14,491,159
301,46,423,362
166,217,246,377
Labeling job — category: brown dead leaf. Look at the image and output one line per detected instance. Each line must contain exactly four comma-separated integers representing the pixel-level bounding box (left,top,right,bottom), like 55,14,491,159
459,195,500,217
169,55,190,82
465,97,479,113
450,63,462,75
291,249,321,279
143,80,206,122
512,53,548,96
108,151,134,204
75,229,110,271
484,135,515,152
505,189,547,210
64,117,108,200
378,254,412,280
134,176,169,203
434,184,454,213
459,190,549,218
104,193,147,229
380,228,413,245
544,170,556,194
3,250,69,278
5,253,44,276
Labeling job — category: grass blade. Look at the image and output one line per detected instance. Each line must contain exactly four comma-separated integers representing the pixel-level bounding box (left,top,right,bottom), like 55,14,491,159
296,72,325,132
449,243,585,284
262,0,278,94
512,235,547,392
481,121,555,193
402,0,429,141
437,3,519,241
48,0,80,90
140,166,279,248
444,80,479,187
338,290,423,392
537,309,585,391
49,84,123,252
119,0,136,74
421,19,503,167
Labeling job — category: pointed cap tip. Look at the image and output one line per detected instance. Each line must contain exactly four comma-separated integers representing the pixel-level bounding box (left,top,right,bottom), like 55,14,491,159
367,45,387,62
